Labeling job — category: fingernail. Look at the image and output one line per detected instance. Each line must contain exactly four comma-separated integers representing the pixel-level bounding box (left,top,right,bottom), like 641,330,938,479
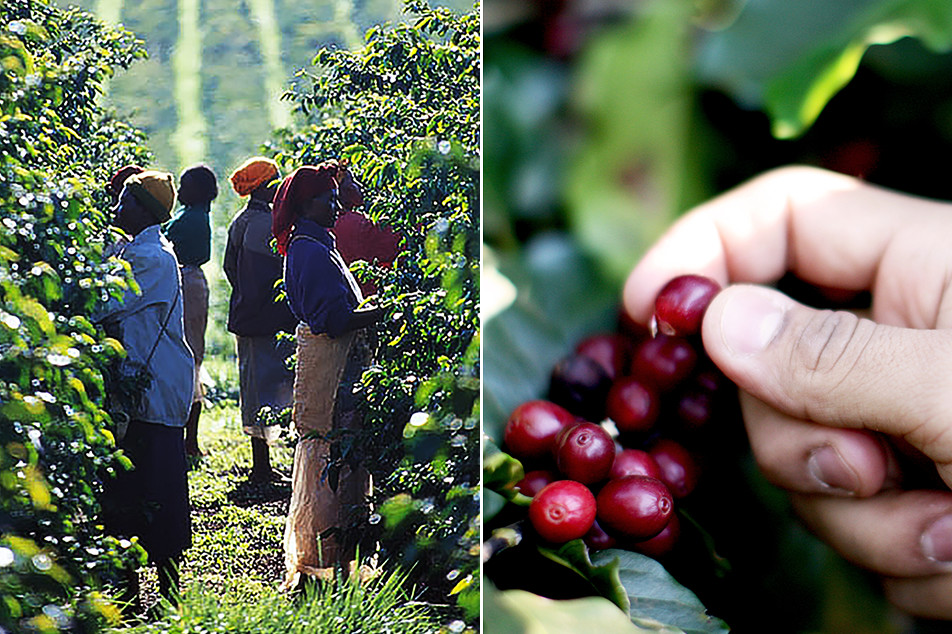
719,287,786,356
807,445,858,495
922,515,952,563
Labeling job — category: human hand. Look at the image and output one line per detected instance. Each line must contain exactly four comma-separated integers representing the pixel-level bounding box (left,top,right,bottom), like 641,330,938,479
623,165,952,618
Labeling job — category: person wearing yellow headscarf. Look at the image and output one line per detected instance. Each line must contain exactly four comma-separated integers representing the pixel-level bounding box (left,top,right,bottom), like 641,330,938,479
95,170,194,611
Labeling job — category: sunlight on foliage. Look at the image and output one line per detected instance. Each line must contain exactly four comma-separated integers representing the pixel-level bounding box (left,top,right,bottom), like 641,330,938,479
269,0,479,626
1,0,155,630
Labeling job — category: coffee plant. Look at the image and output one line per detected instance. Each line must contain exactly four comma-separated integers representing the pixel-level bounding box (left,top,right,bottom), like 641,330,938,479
486,0,952,630
268,0,480,625
485,275,736,633
1,1,153,631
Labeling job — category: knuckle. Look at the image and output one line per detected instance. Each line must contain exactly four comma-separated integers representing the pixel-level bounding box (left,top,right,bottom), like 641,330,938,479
786,310,875,417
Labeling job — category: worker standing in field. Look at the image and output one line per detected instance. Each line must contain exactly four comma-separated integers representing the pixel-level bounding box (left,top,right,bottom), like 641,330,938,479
224,156,297,483
96,170,194,610
164,163,218,458
272,163,383,588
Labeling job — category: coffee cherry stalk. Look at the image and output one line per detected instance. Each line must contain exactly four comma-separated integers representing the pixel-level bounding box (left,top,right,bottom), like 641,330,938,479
502,274,726,560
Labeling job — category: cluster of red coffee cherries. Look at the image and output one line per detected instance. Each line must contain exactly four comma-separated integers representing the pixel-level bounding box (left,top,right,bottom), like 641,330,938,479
503,275,728,558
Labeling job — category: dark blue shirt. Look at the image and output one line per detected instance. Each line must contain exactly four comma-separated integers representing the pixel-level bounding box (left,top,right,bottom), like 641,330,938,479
223,199,297,336
284,218,363,337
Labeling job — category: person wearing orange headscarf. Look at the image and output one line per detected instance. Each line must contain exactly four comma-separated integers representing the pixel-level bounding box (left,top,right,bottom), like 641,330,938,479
273,164,382,588
223,157,296,482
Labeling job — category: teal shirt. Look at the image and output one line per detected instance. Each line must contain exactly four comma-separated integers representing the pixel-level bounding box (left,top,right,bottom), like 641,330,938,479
163,202,211,266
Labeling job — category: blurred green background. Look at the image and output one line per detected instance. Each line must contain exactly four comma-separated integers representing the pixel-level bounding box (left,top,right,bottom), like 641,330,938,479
484,0,952,632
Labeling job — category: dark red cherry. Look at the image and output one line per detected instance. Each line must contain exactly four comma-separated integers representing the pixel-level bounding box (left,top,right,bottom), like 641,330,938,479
504,400,577,461
516,469,558,498
617,306,651,342
631,512,681,559
528,480,597,543
596,475,673,541
610,448,663,481
653,274,721,337
676,387,714,431
605,377,660,434
575,333,631,380
649,439,700,499
583,519,618,551
554,422,615,484
694,365,727,394
548,354,612,422
630,335,698,393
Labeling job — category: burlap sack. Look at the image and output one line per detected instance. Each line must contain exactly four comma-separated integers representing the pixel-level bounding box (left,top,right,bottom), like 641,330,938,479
282,324,355,589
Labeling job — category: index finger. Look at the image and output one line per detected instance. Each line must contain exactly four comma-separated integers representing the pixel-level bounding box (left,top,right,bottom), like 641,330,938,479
622,165,944,325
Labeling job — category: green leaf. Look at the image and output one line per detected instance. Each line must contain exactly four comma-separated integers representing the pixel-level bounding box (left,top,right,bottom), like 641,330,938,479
538,541,631,612
591,549,730,634
484,579,665,634
565,0,708,283
483,489,510,524
483,437,527,500
484,235,620,442
528,543,728,632
764,0,952,138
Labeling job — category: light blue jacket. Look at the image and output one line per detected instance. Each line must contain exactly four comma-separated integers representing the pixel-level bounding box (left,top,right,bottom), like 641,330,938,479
96,225,195,427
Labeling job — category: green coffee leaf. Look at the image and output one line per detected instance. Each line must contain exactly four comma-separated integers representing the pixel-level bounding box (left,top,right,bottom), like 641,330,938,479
484,234,620,442
485,580,668,634
566,1,708,283
764,0,952,137
483,437,530,506
592,549,730,634
538,540,631,611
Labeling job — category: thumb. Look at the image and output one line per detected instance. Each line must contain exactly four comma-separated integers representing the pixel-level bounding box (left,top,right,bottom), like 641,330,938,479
701,284,952,468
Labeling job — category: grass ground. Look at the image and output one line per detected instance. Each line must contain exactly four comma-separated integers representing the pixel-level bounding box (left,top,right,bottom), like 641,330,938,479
126,400,295,617
110,399,447,633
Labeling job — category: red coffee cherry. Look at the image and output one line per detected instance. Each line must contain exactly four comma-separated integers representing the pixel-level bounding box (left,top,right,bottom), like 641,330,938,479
693,363,727,394
610,448,663,481
605,377,659,434
516,469,558,498
555,422,615,484
528,480,597,543
504,400,577,461
575,333,631,380
675,387,714,431
649,438,700,499
630,335,698,393
652,274,721,337
596,475,673,541
631,512,681,559
617,306,651,343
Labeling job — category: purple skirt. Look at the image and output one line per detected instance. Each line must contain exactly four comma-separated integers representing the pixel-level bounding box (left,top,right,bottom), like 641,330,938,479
101,420,192,562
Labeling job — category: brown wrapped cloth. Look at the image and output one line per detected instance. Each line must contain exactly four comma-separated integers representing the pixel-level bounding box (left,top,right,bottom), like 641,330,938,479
282,324,372,589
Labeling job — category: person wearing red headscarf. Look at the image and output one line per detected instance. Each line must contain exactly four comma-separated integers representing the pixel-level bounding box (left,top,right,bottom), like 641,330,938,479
273,164,382,587
107,164,146,204
273,164,383,335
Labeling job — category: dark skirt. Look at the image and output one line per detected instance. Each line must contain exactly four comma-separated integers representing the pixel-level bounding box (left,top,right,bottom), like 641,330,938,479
101,421,192,562
238,334,294,442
